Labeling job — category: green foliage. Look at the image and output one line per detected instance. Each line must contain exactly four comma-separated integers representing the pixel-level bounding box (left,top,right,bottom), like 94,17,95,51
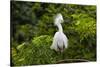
11,1,96,66
12,35,96,66
12,35,54,65
32,35,52,46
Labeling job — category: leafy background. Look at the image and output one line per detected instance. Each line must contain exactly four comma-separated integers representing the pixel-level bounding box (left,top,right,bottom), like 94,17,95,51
11,1,96,66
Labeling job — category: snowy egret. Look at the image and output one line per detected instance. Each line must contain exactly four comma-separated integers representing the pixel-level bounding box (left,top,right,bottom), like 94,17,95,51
50,13,68,52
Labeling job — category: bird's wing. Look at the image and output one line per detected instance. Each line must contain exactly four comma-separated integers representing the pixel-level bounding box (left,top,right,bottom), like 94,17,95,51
63,34,68,48
50,32,59,51
53,32,65,50
50,32,68,51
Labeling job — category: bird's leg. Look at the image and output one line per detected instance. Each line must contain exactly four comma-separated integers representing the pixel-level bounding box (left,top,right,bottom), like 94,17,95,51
62,51,64,60
62,43,65,59
60,50,64,60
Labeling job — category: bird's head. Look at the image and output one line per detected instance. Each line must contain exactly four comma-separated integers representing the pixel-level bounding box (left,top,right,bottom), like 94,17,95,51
54,13,64,26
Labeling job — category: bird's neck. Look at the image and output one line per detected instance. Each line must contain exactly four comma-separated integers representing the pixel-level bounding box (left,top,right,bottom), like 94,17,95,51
57,23,63,32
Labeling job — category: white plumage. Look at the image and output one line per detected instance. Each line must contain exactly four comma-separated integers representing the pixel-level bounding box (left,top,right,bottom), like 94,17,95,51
50,13,68,52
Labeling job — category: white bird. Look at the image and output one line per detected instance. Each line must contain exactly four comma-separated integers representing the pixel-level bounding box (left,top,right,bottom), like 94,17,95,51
50,13,68,52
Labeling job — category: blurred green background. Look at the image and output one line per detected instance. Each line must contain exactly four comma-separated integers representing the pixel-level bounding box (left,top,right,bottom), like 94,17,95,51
11,1,96,66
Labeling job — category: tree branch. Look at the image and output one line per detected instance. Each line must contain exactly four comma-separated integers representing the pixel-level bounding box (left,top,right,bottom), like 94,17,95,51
56,59,89,63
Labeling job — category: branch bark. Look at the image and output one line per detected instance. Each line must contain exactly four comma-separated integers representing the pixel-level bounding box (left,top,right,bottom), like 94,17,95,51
56,59,89,63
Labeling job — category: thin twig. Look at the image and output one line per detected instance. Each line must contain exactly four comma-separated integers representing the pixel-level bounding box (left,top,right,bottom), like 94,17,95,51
56,59,89,63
